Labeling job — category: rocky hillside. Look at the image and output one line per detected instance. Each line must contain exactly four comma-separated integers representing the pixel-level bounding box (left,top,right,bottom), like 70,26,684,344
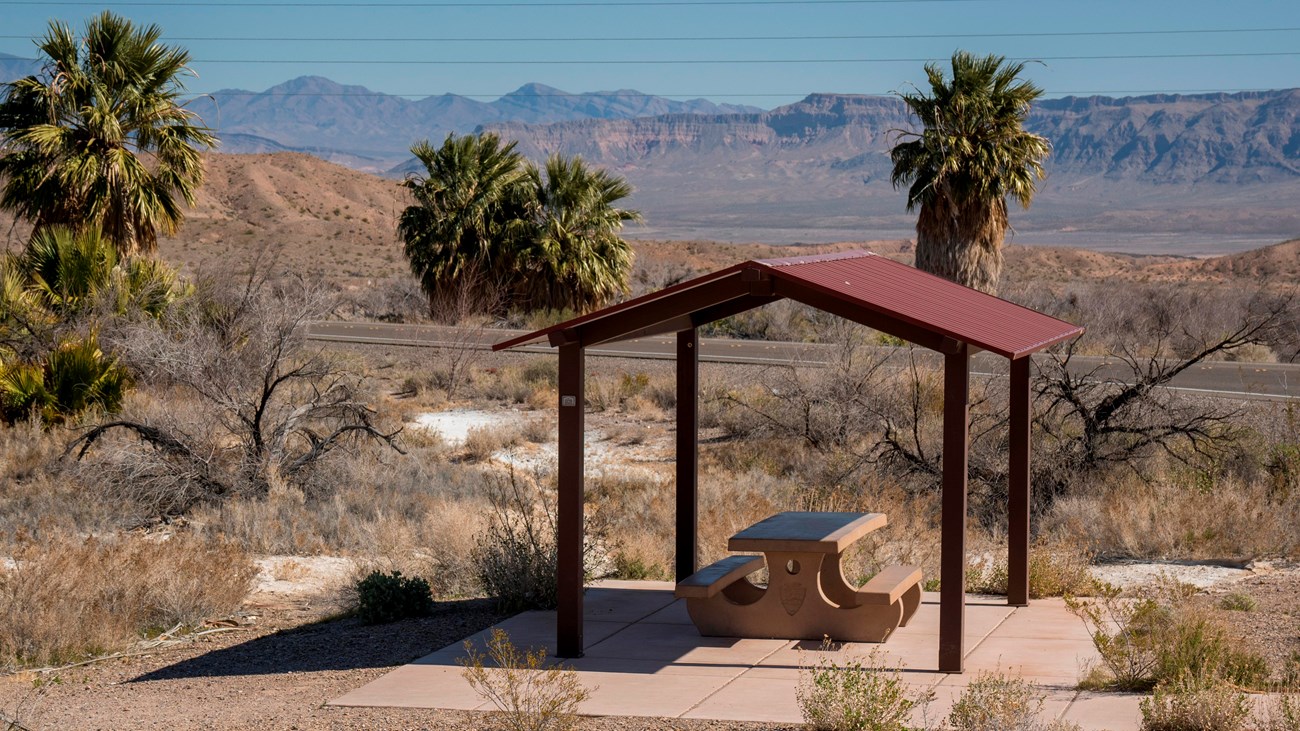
474,90,1300,250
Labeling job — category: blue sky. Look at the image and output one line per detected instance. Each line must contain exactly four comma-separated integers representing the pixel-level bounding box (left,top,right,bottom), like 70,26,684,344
2,0,1298,108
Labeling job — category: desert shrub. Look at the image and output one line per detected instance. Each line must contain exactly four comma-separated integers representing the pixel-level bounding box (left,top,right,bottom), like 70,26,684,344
474,469,561,612
1068,583,1271,691
459,628,591,731
1139,675,1251,731
796,646,931,731
73,275,402,517
0,533,255,669
946,673,1063,731
966,535,1098,599
609,552,669,581
1218,592,1257,612
354,570,434,624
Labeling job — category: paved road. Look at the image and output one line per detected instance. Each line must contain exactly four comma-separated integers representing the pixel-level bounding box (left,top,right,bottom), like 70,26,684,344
306,320,1300,401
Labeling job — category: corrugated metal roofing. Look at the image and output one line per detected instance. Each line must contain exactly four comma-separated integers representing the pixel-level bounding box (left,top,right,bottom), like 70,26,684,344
494,250,1083,359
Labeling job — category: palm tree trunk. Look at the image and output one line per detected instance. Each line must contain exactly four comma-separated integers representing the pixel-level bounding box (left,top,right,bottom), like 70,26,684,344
913,190,1008,295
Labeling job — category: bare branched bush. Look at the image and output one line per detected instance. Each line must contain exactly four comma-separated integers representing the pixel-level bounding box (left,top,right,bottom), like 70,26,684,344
474,468,563,612
0,534,254,669
68,273,402,518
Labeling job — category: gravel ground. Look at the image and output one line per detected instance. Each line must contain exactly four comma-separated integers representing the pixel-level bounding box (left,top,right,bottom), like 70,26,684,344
1193,567,1300,679
0,596,786,731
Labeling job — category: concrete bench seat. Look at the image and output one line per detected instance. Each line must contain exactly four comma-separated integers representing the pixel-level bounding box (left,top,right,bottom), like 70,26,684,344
674,555,765,599
859,565,923,605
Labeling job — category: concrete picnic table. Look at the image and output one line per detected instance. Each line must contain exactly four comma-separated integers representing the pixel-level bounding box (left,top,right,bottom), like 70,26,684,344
674,511,923,643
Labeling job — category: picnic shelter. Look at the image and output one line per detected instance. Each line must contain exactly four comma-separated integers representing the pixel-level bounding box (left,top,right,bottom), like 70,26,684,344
493,250,1084,673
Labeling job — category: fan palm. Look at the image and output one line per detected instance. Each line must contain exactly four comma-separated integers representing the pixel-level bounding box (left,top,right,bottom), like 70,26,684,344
0,331,130,425
398,132,530,318
890,51,1050,294
0,11,215,257
520,154,640,312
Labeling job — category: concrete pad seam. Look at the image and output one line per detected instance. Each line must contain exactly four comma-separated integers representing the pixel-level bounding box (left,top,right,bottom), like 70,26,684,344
1055,690,1083,723
578,593,676,654
933,603,1018,686
674,640,795,718
967,604,1017,657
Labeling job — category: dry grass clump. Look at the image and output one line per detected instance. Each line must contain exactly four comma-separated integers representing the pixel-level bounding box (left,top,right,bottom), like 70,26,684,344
0,534,255,669
462,423,523,462
1047,473,1300,559
1139,675,1252,731
198,456,490,598
966,534,1100,599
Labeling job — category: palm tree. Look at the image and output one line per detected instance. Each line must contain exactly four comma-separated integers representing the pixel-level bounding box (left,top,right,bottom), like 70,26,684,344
890,51,1050,294
398,132,530,318
0,11,215,257
519,154,641,312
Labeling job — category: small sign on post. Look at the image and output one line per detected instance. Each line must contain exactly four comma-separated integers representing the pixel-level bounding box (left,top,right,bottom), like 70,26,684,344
561,395,577,407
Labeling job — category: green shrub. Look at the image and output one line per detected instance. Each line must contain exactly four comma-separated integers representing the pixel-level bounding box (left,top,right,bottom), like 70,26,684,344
796,646,931,731
0,333,130,425
354,570,434,624
459,628,591,731
1139,675,1250,731
1218,592,1256,612
1068,583,1271,692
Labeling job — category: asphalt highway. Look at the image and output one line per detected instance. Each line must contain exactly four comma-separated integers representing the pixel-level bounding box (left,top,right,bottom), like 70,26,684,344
306,320,1300,402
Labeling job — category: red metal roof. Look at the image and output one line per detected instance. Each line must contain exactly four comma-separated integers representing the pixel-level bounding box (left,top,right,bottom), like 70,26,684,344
494,250,1083,359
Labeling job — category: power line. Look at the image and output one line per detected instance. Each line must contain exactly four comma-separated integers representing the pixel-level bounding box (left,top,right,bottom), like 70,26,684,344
185,51,1300,64
180,87,1288,98
4,27,1299,42
0,0,983,6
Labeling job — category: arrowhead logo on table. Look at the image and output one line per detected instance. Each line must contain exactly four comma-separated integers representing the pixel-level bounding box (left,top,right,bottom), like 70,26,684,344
780,584,806,616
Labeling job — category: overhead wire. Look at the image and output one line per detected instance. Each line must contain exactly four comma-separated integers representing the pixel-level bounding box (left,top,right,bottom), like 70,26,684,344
3,27,1298,42
182,51,1300,64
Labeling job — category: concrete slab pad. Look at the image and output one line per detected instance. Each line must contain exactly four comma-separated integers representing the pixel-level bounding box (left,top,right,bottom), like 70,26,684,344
330,583,1141,728
680,675,803,723
640,599,693,625
576,669,738,718
961,636,1097,683
1061,691,1145,730
330,664,487,710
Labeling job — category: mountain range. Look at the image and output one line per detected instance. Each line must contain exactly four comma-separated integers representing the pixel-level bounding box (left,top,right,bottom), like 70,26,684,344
187,76,761,169
1,61,1298,252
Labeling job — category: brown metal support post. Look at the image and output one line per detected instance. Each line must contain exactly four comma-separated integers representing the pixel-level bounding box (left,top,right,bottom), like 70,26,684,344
676,328,700,582
1008,357,1032,607
557,343,585,658
940,345,970,673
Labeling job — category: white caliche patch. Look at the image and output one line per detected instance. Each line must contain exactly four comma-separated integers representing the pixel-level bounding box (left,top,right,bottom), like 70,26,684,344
253,555,357,598
410,409,525,447
1089,560,1255,590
